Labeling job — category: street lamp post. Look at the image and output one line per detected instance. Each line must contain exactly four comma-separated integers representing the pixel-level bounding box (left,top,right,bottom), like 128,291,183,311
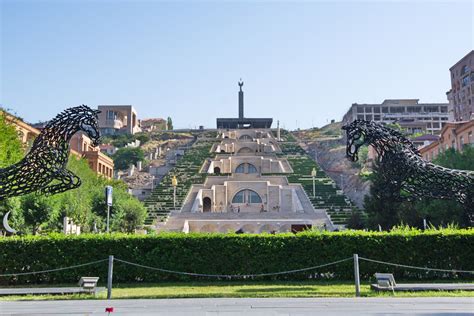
311,167,317,198
105,186,113,233
172,175,178,209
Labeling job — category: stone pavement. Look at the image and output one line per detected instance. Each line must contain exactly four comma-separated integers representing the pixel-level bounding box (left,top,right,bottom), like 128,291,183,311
0,297,473,315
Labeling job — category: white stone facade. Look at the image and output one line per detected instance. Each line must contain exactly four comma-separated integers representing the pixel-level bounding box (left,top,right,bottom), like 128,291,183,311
159,128,333,233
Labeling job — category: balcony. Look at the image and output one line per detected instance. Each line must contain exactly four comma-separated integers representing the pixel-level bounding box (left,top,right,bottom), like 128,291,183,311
104,119,124,129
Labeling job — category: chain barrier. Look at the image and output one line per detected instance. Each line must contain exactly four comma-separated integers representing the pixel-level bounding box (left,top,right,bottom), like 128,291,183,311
0,258,108,277
359,257,474,274
114,257,353,279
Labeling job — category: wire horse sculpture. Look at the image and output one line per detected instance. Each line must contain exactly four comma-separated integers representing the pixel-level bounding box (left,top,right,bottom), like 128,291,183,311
0,105,101,200
342,120,474,217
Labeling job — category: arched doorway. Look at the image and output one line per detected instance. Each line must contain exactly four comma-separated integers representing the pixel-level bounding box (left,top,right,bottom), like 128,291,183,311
237,147,253,154
213,167,221,174
203,197,212,212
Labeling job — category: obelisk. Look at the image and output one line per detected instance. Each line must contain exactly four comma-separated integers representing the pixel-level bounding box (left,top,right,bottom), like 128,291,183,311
238,79,244,119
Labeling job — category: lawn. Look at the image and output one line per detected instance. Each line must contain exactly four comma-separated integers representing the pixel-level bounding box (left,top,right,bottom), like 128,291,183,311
1,281,473,301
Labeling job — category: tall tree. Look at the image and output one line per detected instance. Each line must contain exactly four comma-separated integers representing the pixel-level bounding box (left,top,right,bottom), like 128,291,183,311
167,117,173,130
0,112,24,167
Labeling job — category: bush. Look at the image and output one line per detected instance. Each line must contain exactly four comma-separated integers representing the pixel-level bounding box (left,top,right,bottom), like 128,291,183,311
0,229,472,285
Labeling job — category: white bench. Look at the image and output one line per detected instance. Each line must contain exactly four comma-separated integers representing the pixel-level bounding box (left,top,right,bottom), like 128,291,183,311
78,277,100,293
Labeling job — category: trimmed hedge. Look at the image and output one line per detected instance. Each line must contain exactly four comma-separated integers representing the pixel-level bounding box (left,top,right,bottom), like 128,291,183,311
0,230,473,285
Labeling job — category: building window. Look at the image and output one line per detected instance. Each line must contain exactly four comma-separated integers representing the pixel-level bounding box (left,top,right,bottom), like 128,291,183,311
390,107,405,113
239,135,252,141
462,76,470,87
357,106,364,113
235,163,258,174
461,65,469,75
232,189,262,204
468,131,473,144
106,110,115,120
460,136,464,149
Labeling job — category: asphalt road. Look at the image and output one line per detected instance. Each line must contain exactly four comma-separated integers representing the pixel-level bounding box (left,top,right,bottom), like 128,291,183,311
0,297,473,316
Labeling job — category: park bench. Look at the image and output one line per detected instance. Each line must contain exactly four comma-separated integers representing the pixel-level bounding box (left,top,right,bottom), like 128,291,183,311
371,273,474,292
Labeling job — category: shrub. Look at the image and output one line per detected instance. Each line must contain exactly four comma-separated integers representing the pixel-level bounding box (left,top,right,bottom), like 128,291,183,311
0,229,472,285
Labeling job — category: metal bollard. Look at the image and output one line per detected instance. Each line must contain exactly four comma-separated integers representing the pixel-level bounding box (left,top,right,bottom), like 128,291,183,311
107,255,114,299
353,254,360,297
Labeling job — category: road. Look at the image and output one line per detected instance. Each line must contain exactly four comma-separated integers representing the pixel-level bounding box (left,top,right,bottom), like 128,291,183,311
1,297,473,315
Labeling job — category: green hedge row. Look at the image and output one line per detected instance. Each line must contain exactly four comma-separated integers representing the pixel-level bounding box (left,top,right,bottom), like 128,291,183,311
0,230,473,285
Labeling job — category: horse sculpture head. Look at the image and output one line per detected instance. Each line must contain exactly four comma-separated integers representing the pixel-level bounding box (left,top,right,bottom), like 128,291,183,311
341,120,373,162
75,105,101,146
342,120,419,162
42,105,101,147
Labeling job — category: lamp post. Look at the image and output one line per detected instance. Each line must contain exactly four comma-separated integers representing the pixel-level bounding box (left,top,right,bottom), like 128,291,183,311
105,186,113,233
172,175,178,209
311,167,317,198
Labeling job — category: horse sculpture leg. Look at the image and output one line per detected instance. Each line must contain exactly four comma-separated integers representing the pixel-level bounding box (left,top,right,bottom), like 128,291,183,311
40,169,82,196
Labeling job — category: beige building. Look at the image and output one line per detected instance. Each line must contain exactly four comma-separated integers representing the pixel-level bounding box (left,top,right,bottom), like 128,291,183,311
447,50,474,122
159,128,333,233
70,132,114,179
204,155,293,174
342,99,449,134
213,138,281,154
419,120,474,161
97,105,141,135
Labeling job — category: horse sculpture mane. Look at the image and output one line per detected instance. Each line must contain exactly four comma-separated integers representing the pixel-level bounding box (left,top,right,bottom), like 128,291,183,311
342,120,473,220
0,105,101,200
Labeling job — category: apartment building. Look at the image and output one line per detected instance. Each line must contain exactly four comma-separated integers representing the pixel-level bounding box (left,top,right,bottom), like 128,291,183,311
342,99,449,134
97,105,141,135
419,120,474,161
446,50,474,121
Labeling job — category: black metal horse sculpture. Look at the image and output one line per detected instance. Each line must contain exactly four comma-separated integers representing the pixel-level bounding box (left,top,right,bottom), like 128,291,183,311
342,120,474,211
0,105,101,199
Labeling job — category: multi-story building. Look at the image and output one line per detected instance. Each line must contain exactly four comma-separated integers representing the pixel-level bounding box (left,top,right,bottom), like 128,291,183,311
97,105,141,135
446,50,474,122
419,120,474,161
342,99,449,134
3,111,114,179
70,132,114,179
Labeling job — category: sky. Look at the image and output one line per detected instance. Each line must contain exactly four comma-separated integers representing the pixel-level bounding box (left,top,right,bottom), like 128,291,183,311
1,0,473,130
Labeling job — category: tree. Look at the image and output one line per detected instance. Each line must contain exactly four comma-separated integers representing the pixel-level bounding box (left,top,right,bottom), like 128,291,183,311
363,160,406,230
0,112,24,167
113,147,145,170
21,194,59,234
167,117,173,130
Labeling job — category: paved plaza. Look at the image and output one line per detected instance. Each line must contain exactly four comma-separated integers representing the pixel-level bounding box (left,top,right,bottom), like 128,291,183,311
1,297,473,315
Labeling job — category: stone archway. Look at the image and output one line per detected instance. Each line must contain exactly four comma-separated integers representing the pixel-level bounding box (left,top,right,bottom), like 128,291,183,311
203,197,212,212
237,147,253,154
213,166,221,174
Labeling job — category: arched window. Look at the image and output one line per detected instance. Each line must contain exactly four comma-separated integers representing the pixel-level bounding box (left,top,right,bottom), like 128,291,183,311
235,163,258,174
235,163,246,173
247,164,258,173
232,189,262,204
239,135,252,140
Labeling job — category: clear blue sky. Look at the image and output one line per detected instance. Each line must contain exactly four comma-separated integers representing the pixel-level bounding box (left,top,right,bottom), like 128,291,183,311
1,0,473,130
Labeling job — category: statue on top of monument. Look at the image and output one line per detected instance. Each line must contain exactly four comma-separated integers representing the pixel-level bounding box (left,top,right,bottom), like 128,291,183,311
238,79,244,92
